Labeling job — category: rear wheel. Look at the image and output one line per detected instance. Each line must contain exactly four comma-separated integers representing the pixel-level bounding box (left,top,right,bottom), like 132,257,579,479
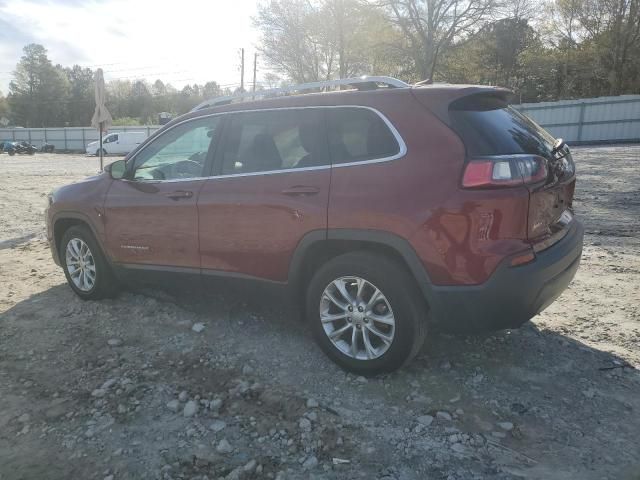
306,252,428,375
60,225,118,300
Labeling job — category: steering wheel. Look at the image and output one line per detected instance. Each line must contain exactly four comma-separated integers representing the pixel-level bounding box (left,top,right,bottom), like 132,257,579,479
189,151,206,163
175,160,203,175
150,169,166,180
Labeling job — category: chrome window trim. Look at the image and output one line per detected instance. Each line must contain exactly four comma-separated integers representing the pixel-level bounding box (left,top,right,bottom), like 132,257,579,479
126,105,407,183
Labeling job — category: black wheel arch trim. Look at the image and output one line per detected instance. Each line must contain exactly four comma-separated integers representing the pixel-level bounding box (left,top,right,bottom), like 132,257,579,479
288,228,437,306
51,211,107,264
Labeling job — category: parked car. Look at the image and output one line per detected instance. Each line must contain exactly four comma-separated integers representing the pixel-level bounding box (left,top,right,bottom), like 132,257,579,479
46,77,582,375
86,132,146,156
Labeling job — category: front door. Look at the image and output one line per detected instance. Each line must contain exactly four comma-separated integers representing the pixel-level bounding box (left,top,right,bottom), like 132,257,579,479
198,108,330,281
103,115,222,269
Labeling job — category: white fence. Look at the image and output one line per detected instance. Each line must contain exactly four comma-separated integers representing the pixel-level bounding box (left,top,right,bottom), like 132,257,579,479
516,95,640,144
0,125,161,152
1,94,639,150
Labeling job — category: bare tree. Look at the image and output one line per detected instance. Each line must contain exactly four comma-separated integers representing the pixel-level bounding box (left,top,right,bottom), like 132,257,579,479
545,0,585,96
254,1,337,82
503,0,539,20
254,0,399,82
380,0,497,81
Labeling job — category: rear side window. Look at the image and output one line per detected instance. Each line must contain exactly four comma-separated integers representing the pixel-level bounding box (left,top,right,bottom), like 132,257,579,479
327,108,400,164
449,95,556,158
220,109,327,175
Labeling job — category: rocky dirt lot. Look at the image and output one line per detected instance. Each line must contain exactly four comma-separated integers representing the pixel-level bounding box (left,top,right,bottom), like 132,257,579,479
1,148,639,480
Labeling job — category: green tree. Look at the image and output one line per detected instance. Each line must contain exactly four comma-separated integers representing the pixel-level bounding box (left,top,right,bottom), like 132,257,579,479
0,90,10,121
112,116,142,126
176,84,202,113
65,65,94,126
202,81,223,99
130,80,154,123
581,0,640,94
106,79,132,120
441,18,539,91
8,44,70,127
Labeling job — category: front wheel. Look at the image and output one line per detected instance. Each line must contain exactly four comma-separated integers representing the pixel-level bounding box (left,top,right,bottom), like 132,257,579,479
306,252,428,375
60,225,118,300
96,148,107,156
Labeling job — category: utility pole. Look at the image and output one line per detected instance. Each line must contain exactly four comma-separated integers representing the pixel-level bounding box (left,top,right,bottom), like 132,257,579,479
252,53,258,93
240,48,245,92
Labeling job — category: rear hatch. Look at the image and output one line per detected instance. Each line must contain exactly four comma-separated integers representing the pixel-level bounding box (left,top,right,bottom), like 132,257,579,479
448,93,576,250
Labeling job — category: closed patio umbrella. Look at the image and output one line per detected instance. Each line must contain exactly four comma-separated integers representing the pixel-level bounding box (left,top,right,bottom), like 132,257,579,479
91,68,112,171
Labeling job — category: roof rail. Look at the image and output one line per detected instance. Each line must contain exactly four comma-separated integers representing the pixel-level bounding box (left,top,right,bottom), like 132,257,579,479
191,76,409,111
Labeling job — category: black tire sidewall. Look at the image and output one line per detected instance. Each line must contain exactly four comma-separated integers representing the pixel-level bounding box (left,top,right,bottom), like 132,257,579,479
60,225,113,300
306,253,426,375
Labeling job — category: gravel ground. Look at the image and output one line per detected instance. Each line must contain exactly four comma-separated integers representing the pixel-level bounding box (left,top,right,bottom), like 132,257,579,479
0,147,639,480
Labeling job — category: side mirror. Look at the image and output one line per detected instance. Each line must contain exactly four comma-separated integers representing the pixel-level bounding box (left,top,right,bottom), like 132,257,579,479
107,159,126,179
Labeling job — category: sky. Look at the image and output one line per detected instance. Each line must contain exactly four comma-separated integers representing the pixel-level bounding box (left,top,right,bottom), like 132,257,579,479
0,0,262,94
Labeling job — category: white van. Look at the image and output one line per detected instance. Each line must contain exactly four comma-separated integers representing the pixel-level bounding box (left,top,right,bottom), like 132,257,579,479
86,131,146,156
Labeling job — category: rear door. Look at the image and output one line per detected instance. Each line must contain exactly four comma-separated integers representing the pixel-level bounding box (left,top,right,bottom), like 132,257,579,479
198,108,330,281
103,115,222,268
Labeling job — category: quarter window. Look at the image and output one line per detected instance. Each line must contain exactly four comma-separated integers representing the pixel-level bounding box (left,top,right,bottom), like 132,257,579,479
327,108,400,164
220,109,327,175
131,117,221,181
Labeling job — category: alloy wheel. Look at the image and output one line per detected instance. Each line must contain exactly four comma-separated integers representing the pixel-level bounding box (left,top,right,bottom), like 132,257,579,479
320,276,396,360
65,238,96,292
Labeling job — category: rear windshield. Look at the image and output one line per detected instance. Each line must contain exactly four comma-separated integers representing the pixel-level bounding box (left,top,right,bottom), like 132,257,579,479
449,95,556,158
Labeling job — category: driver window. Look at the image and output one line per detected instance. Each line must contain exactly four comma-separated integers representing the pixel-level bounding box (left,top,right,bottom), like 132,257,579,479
132,117,221,181
105,134,117,143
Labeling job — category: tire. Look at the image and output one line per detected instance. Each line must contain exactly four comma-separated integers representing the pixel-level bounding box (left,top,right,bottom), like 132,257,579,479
8,150,15,156
306,251,428,375
60,225,118,300
96,148,107,156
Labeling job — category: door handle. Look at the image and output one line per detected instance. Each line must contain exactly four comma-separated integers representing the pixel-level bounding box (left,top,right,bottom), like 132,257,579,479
165,190,193,200
281,186,320,196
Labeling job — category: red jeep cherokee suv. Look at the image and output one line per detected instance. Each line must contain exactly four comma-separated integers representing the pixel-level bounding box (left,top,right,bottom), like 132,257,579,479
46,77,583,375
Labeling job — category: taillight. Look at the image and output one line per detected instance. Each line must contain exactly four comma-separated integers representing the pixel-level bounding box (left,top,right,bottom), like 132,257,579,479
462,155,548,189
